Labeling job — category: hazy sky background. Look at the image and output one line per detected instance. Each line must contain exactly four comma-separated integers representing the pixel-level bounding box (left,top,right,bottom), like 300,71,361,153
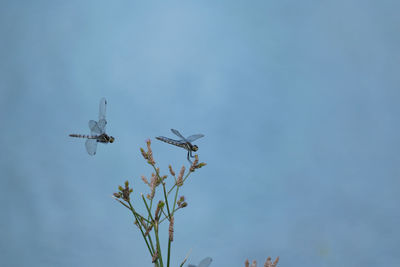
1,1,399,266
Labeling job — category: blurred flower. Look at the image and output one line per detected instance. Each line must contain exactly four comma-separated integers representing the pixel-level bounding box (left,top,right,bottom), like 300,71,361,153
141,175,150,186
146,139,155,165
245,257,279,267
140,147,147,160
189,155,199,172
154,201,164,221
147,173,157,200
140,139,156,165
177,196,187,208
189,155,207,172
264,257,279,267
168,165,175,176
176,166,185,187
115,180,133,202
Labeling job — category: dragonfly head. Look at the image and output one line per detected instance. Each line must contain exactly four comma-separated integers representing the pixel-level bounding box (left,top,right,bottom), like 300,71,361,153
192,145,199,151
109,136,115,143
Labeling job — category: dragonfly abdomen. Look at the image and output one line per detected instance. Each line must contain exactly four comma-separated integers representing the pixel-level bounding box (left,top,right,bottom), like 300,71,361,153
156,136,187,149
69,134,98,139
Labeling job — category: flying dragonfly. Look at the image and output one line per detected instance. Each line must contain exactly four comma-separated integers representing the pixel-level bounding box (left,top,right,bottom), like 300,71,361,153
69,97,114,155
188,257,212,267
156,129,204,163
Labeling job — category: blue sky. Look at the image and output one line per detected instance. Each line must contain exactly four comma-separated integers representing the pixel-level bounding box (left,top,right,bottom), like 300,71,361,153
1,1,399,266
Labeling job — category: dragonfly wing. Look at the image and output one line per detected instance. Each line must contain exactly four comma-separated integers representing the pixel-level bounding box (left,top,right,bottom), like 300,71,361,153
97,119,107,134
85,139,98,155
188,265,197,267
171,129,187,142
88,120,102,135
99,97,107,121
186,134,204,142
198,257,212,267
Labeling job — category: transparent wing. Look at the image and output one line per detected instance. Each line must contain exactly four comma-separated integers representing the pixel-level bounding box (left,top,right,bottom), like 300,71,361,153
99,97,107,121
97,119,107,134
186,134,204,142
88,120,102,135
171,129,187,142
198,257,212,267
188,265,196,267
85,139,98,155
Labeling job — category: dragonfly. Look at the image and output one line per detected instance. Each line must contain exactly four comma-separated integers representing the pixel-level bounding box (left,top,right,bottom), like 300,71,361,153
188,257,212,267
156,129,204,163
69,97,114,155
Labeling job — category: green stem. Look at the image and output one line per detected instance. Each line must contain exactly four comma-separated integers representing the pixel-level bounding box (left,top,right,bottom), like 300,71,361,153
141,195,164,266
141,194,155,222
168,171,192,195
152,165,172,218
161,209,168,221
133,211,151,224
167,238,172,267
172,186,180,215
152,166,174,267
128,201,155,256
147,198,153,226
162,183,172,217
154,222,164,267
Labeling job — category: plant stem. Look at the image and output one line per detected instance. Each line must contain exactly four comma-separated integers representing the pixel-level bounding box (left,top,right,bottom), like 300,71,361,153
147,198,153,225
152,165,172,218
154,222,164,267
172,186,180,215
161,209,169,221
128,201,155,259
152,165,177,267
167,237,172,267
141,194,155,222
168,171,191,195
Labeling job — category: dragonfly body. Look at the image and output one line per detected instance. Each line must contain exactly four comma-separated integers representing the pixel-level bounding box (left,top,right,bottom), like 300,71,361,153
156,129,203,163
69,98,114,155
155,136,197,151
69,133,114,144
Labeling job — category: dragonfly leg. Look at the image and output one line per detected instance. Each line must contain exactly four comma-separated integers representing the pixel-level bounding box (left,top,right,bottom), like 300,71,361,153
187,151,192,163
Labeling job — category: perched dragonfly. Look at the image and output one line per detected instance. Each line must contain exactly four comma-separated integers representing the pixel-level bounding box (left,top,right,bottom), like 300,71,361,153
156,129,204,163
188,257,212,267
69,97,114,155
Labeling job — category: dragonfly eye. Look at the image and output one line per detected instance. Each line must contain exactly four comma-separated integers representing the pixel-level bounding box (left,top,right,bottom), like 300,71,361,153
192,145,198,151
109,136,115,143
